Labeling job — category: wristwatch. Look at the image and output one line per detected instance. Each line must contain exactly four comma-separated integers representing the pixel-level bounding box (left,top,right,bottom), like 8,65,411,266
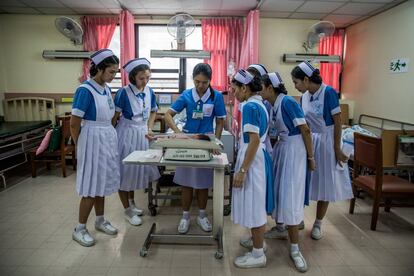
240,167,247,173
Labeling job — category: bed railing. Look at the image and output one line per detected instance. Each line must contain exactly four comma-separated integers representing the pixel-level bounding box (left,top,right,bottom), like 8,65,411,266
4,97,56,124
358,114,414,168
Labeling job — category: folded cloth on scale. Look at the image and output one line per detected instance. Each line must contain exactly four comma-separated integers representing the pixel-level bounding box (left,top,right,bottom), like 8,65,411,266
150,133,223,151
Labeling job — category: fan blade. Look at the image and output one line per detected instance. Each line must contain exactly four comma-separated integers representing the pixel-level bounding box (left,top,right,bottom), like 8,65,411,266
311,21,335,37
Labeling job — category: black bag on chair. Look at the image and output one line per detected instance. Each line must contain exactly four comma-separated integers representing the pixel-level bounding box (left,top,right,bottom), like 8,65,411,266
48,126,61,152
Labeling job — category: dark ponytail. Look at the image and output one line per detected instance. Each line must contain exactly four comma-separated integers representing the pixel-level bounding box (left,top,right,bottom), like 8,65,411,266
291,66,322,85
262,74,288,95
89,55,120,77
231,76,263,93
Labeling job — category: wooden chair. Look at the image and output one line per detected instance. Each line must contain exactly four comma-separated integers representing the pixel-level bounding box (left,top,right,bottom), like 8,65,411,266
30,115,76,177
349,133,414,230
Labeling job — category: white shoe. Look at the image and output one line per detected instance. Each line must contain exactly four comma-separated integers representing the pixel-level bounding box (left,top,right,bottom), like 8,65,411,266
197,216,212,232
239,237,268,252
130,205,143,216
72,229,95,247
95,220,118,235
125,213,142,226
311,225,322,240
290,251,308,273
264,226,288,239
178,218,190,234
234,252,266,269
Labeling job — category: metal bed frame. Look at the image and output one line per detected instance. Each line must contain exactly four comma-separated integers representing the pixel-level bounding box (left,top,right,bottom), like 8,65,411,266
0,122,51,188
1,97,56,188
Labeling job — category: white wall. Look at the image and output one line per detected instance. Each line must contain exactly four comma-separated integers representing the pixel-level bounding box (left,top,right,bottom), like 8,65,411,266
342,1,414,123
0,15,83,94
259,18,318,96
0,14,84,116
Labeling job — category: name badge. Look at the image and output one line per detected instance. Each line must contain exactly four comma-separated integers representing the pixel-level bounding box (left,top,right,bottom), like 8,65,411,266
202,104,214,117
192,110,204,120
142,108,149,120
107,97,115,110
269,122,278,138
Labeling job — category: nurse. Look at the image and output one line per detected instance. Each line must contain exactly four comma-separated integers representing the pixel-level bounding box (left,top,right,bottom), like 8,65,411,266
261,72,315,272
112,58,160,226
291,61,353,240
246,64,273,154
164,63,226,234
231,69,272,268
70,49,120,247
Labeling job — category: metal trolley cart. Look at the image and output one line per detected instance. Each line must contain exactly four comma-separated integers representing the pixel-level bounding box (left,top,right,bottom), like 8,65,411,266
123,149,229,259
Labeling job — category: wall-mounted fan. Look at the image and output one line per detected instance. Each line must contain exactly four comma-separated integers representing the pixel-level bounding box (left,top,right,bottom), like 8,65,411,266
167,13,196,48
55,16,83,45
303,21,335,52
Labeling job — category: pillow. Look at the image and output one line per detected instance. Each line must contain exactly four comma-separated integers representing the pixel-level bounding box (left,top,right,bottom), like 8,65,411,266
36,129,53,156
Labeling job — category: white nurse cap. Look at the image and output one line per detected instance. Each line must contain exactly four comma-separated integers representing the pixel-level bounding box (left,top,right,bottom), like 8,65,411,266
248,64,268,76
123,58,151,74
90,49,115,65
234,69,254,84
298,61,316,77
268,72,283,88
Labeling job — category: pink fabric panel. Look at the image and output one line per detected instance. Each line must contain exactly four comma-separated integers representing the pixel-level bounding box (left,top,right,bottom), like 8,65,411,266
232,10,260,134
201,18,243,92
120,10,136,86
318,29,345,92
36,129,52,156
79,16,118,83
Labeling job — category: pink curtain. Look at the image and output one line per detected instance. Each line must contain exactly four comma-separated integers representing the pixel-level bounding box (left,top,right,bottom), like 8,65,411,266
79,16,118,83
120,10,135,86
318,29,345,92
232,10,260,133
201,18,243,92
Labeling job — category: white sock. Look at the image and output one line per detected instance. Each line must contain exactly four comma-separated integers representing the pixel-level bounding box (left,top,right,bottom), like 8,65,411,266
314,219,322,227
75,223,86,232
199,209,206,219
96,215,104,224
290,243,299,253
182,211,190,220
125,207,134,217
252,247,264,258
276,223,285,231
128,199,135,207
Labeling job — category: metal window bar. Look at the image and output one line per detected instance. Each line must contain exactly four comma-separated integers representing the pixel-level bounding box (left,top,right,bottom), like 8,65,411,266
109,69,180,94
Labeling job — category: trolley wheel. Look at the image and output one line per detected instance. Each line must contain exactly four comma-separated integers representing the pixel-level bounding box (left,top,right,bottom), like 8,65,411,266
214,251,223,259
223,204,231,216
149,206,157,216
140,248,148,257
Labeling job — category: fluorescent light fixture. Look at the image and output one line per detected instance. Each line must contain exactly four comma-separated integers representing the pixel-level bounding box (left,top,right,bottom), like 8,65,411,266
151,50,211,59
42,50,95,59
283,53,341,63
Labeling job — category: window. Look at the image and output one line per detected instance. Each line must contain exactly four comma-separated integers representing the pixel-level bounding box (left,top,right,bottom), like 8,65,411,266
107,24,203,94
108,26,121,93
137,25,202,94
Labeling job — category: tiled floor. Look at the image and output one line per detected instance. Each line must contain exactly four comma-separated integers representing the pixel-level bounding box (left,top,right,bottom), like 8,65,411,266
0,168,414,276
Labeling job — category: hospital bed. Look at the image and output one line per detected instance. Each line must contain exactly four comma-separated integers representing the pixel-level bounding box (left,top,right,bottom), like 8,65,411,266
342,114,414,186
355,114,414,169
0,97,55,188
